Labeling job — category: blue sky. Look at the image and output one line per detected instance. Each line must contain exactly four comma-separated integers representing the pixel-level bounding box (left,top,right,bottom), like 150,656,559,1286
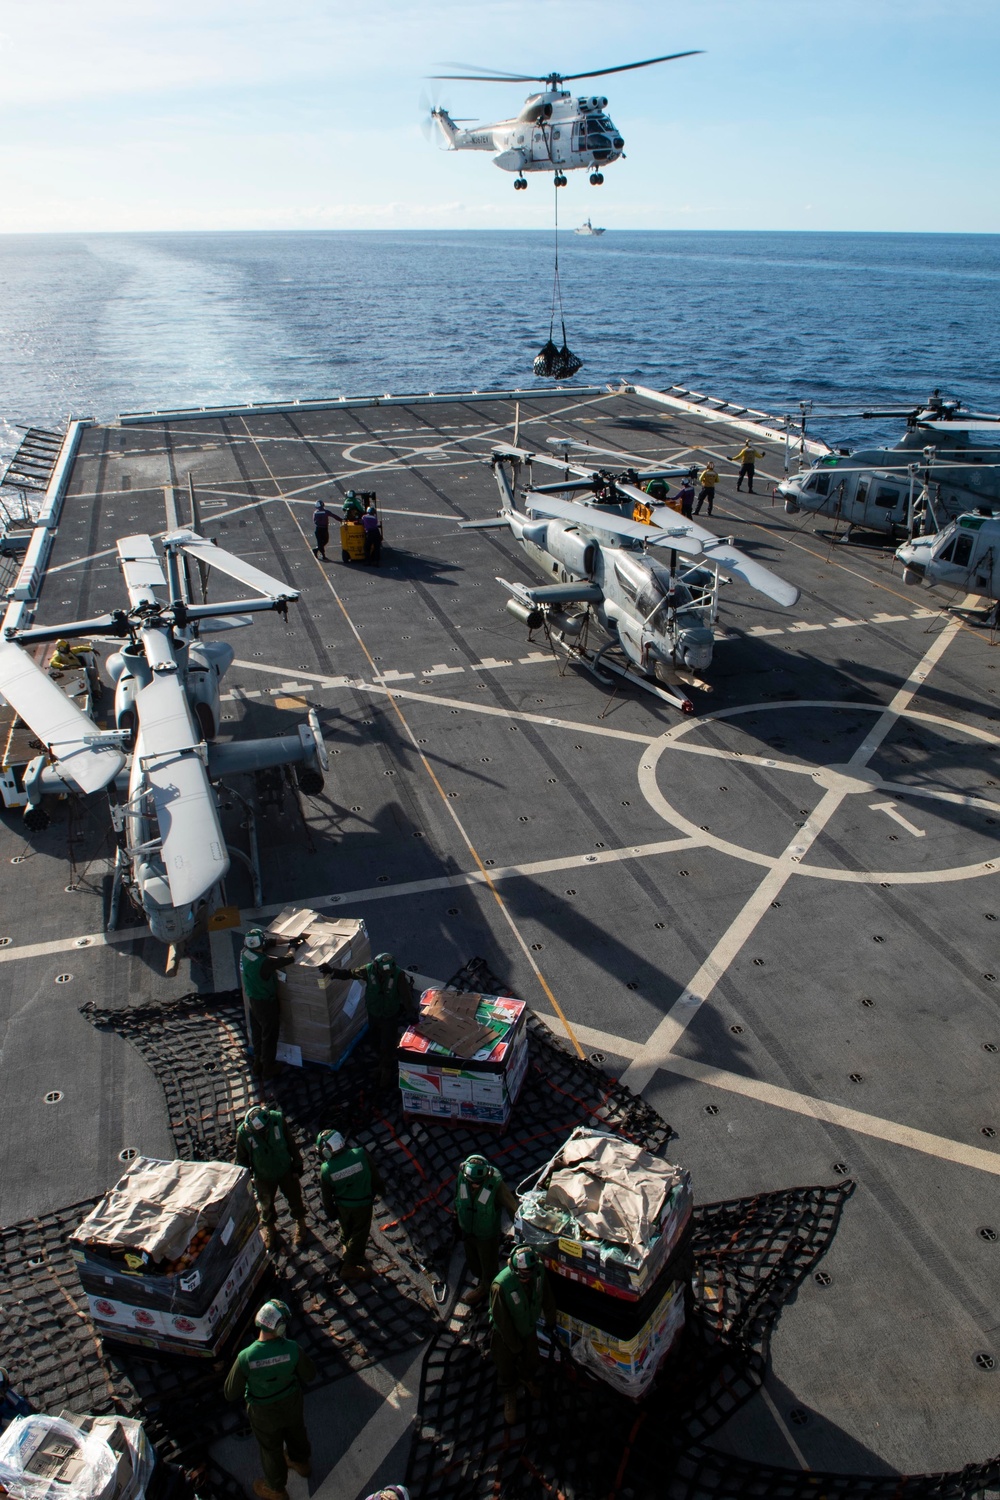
1,0,997,232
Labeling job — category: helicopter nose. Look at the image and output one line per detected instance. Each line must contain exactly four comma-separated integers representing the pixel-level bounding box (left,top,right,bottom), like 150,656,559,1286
613,137,624,149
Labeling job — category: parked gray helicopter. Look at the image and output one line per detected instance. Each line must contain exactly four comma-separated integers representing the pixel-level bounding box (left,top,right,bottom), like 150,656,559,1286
0,528,327,954
896,511,1000,626
778,393,1000,540
461,442,798,712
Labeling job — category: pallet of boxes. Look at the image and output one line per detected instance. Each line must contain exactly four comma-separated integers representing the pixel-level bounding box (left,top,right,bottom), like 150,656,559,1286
262,907,371,1069
68,1156,268,1357
397,986,529,1126
0,1411,154,1500
515,1126,693,1396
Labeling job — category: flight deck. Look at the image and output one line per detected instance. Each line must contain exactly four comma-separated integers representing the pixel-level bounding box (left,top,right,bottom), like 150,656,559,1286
1,383,998,1497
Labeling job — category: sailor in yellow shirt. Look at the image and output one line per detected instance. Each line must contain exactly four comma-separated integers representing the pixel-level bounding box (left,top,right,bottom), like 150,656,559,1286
695,463,719,516
733,445,765,494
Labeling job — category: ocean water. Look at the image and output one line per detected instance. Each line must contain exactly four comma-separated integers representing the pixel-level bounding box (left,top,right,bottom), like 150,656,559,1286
0,230,997,464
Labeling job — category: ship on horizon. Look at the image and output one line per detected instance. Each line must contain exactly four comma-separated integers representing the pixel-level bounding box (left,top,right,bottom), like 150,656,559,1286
574,216,605,236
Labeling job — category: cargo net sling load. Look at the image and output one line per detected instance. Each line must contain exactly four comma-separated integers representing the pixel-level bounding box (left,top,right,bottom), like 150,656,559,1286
533,179,583,380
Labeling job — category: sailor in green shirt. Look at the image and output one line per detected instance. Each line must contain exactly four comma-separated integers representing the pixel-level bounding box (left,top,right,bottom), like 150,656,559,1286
235,1105,308,1254
454,1154,518,1307
240,927,303,1080
489,1245,556,1425
317,1128,385,1281
223,1299,316,1500
325,951,414,1086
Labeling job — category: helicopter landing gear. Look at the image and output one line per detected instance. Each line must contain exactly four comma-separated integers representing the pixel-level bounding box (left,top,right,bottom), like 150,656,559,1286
514,175,527,190
589,172,604,185
554,172,568,187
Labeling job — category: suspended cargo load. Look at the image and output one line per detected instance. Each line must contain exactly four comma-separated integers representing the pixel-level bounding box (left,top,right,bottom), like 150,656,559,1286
69,1156,267,1356
398,987,530,1125
533,339,583,381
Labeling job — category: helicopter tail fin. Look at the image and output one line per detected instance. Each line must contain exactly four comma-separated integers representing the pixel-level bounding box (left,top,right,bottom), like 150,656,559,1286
431,107,459,149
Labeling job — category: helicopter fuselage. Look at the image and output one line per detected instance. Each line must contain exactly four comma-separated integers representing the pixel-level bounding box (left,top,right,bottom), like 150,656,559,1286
896,512,1000,607
510,508,716,676
779,424,1000,537
433,91,624,176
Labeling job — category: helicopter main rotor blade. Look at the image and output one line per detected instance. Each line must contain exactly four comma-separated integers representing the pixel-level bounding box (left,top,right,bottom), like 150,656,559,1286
546,436,684,471
118,534,166,607
135,671,228,908
166,532,300,603
431,70,538,82
697,543,800,608
524,491,704,556
0,640,126,796
558,50,703,82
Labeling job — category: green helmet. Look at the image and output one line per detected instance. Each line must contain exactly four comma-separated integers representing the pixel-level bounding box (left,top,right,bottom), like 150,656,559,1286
316,1128,345,1160
255,1298,291,1334
509,1245,538,1277
244,1104,270,1133
462,1154,490,1184
376,952,396,973
244,927,266,952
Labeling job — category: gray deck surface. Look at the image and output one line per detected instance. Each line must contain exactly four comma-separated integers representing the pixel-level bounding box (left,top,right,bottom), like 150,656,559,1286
1,386,999,1492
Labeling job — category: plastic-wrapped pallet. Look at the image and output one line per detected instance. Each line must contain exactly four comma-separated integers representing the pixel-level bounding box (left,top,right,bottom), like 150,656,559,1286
398,989,529,1125
264,907,370,1068
516,1126,692,1300
69,1156,267,1357
0,1413,154,1500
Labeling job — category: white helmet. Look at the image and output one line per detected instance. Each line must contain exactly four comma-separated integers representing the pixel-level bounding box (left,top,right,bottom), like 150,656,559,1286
317,1129,345,1160
255,1298,290,1335
244,928,266,952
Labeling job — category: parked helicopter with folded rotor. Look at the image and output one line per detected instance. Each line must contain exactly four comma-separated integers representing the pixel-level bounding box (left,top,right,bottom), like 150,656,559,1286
428,50,701,189
461,438,799,713
778,391,1000,541
0,524,328,960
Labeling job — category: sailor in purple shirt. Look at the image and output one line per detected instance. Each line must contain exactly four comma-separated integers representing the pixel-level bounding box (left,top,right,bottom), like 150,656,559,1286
361,506,382,565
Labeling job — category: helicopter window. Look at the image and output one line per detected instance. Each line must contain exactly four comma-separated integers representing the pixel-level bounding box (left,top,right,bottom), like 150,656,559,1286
856,480,868,506
953,534,973,567
613,559,639,602
937,537,956,562
805,473,830,495
873,486,901,509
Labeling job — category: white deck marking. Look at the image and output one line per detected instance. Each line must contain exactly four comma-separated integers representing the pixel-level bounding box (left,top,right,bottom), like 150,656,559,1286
309,1347,424,1500
760,1384,812,1470
534,1016,1000,1178
869,800,926,837
623,604,979,1093
0,926,147,966
243,836,701,920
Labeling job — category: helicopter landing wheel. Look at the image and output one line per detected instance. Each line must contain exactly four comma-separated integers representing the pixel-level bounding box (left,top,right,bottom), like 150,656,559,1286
554,173,567,187
514,176,527,190
589,172,604,185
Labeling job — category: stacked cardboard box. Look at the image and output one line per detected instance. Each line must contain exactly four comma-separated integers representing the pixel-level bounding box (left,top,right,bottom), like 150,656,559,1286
516,1127,692,1396
398,989,529,1126
264,907,371,1069
0,1413,154,1500
69,1157,267,1358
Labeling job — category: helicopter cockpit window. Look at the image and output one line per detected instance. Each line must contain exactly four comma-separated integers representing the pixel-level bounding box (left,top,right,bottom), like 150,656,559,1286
613,559,639,603
953,534,973,567
804,473,830,495
873,486,901,509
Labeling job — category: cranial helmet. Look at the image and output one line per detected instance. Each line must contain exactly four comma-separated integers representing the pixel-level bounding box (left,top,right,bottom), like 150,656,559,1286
244,928,266,951
244,1104,270,1133
255,1298,291,1334
55,639,70,652
345,489,356,500
366,505,376,514
365,1488,410,1500
462,1155,490,1184
317,1128,345,1160
376,951,395,972
509,1245,538,1277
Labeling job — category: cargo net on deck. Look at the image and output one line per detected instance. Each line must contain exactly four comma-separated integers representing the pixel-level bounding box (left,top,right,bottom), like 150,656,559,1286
50,958,997,1500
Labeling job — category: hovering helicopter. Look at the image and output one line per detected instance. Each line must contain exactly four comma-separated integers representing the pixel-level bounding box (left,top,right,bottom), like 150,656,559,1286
896,511,1000,627
778,391,1000,541
0,527,328,957
461,439,798,713
428,51,701,188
